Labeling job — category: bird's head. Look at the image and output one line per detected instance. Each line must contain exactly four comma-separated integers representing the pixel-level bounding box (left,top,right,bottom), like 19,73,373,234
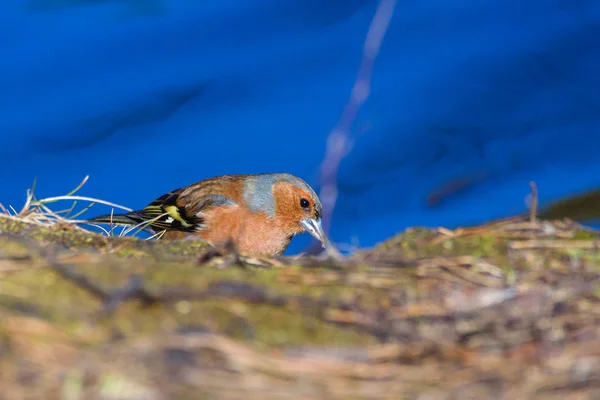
243,173,327,248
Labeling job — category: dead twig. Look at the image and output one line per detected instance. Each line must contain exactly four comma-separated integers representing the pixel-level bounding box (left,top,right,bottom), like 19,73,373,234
317,0,396,256
529,181,538,223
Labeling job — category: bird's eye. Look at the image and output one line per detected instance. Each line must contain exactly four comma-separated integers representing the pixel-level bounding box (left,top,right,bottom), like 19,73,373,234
300,198,310,210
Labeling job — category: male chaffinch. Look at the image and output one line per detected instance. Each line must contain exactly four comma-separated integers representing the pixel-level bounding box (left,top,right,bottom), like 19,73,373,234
87,173,327,256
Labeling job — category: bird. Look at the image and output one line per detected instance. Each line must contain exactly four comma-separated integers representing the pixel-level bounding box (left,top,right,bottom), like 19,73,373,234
86,173,327,256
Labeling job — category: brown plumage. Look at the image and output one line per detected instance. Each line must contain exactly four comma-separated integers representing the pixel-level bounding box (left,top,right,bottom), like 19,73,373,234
87,173,326,256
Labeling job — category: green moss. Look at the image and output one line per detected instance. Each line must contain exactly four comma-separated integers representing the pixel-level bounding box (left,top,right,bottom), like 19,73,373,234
0,214,212,258
2,214,600,398
572,229,600,240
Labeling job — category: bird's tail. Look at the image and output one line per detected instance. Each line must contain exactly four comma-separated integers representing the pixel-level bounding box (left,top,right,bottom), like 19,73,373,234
85,211,155,233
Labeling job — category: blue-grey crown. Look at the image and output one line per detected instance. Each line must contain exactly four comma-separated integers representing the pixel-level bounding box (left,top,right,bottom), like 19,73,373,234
243,173,322,218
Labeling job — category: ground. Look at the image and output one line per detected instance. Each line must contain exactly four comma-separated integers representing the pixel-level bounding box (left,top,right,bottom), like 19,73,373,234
1,210,600,399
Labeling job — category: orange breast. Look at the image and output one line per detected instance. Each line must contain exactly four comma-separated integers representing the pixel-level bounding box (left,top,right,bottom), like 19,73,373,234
164,205,292,256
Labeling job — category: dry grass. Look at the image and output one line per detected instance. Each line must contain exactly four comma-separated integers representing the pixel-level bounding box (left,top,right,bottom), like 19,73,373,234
0,175,165,240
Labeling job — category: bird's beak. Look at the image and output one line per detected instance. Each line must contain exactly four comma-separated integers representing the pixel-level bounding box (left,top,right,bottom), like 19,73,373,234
300,218,327,248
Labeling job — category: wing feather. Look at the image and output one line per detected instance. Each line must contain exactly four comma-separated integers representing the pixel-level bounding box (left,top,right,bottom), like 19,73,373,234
137,190,236,233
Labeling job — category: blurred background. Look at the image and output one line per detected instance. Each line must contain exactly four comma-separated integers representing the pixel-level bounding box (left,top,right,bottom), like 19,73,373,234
1,0,600,254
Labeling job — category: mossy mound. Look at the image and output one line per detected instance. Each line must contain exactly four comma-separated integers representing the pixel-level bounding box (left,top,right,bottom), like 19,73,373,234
2,213,600,399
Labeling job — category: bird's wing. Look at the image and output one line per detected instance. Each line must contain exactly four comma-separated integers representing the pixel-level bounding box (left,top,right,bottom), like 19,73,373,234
136,187,237,233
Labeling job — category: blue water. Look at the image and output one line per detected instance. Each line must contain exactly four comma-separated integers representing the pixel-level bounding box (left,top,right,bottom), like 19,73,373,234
2,0,599,253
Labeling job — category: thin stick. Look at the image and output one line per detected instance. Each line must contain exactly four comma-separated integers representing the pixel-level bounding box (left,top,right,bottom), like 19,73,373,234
529,181,538,223
86,223,111,236
126,212,169,236
32,195,133,213
319,0,397,234
146,230,167,241
64,175,90,197
69,201,96,220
